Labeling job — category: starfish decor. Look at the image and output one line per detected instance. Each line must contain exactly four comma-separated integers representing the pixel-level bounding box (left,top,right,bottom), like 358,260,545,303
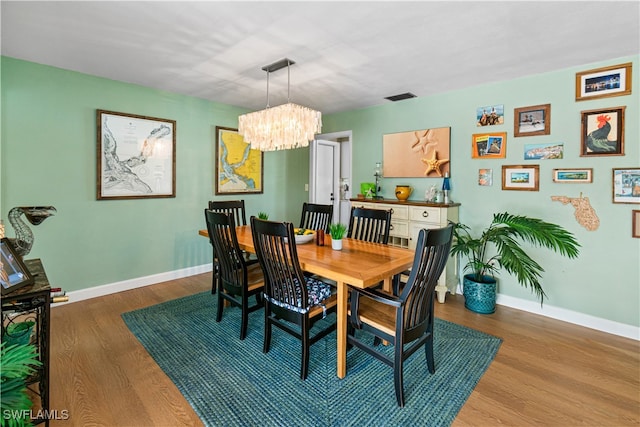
421,150,449,176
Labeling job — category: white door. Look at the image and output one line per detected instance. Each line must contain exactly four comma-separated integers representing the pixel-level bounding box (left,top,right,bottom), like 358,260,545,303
310,140,339,222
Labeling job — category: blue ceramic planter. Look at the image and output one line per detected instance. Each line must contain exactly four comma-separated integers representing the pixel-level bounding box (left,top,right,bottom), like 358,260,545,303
463,274,496,314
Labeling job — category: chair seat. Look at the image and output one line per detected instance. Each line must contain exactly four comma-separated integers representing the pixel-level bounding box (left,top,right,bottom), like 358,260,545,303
348,291,396,336
264,277,335,315
309,293,338,318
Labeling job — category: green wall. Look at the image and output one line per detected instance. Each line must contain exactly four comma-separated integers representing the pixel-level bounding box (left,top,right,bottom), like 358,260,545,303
1,57,308,293
323,55,639,328
2,55,638,329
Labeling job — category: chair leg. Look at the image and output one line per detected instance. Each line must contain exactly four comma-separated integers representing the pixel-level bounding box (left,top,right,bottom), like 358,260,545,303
301,317,310,380
425,337,435,374
394,343,405,407
216,290,224,323
263,308,272,354
240,295,249,340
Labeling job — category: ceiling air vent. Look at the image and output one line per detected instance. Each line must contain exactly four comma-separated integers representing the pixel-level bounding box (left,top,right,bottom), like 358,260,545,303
384,92,416,102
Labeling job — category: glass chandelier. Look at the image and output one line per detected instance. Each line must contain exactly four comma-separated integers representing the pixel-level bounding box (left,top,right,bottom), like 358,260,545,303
238,58,322,151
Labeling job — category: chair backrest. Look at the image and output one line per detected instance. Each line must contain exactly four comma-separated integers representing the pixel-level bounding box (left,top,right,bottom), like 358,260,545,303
299,202,333,233
208,200,247,226
347,207,392,244
400,224,454,333
204,209,248,290
250,217,310,312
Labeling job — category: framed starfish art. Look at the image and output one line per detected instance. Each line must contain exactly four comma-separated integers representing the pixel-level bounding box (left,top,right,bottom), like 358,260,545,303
382,127,451,177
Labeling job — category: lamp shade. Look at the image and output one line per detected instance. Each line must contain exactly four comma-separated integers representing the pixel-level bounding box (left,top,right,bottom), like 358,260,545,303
442,173,451,191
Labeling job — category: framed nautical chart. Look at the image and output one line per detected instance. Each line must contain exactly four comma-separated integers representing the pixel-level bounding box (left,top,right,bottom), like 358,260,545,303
215,127,264,195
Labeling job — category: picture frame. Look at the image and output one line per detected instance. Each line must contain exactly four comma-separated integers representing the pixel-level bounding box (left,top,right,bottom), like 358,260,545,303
552,168,593,183
514,104,551,137
97,110,176,200
1,238,35,296
215,126,264,195
633,211,640,238
524,143,563,160
471,132,507,159
382,127,451,177
478,168,493,186
575,62,632,101
612,168,640,204
476,104,504,127
580,106,625,157
502,165,539,191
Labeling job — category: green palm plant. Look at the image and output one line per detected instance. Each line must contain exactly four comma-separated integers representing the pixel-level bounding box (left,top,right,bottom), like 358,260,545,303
1,342,42,427
450,212,580,304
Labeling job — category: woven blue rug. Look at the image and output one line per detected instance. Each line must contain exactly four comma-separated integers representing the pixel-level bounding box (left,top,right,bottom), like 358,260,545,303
122,292,501,426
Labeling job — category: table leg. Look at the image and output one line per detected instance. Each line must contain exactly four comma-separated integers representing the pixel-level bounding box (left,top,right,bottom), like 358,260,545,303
336,280,348,379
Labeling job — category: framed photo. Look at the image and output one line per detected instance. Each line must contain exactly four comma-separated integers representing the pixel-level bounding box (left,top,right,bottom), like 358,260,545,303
552,168,593,183
215,126,264,194
478,169,493,186
383,127,451,177
633,211,640,238
580,106,625,157
476,104,504,127
514,104,550,137
1,238,34,296
575,62,632,101
472,132,507,159
97,110,176,200
612,168,640,204
524,143,563,160
502,165,539,191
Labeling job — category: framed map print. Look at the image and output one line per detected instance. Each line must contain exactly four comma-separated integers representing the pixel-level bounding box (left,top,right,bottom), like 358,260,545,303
215,127,264,195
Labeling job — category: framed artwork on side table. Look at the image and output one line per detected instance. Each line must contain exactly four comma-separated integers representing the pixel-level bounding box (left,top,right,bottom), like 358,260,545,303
97,110,176,200
215,126,264,195
552,168,593,183
514,104,551,137
502,165,539,191
575,62,632,101
472,132,507,159
633,211,640,238
1,238,34,295
612,168,640,204
580,106,625,157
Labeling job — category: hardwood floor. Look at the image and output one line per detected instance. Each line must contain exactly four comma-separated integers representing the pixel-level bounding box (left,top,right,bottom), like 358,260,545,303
48,273,639,426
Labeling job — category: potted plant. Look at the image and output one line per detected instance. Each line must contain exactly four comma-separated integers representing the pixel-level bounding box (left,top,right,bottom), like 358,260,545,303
328,223,347,250
1,342,42,427
257,212,269,220
450,212,580,314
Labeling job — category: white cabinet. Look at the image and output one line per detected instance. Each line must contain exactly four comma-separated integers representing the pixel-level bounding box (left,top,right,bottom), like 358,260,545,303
350,199,460,302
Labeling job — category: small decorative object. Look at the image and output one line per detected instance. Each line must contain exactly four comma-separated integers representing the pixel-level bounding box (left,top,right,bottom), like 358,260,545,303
216,126,264,194
1,238,35,295
580,106,625,157
514,104,551,137
360,183,376,199
328,223,347,251
552,168,593,183
7,206,56,257
476,104,504,127
612,168,640,204
450,212,580,312
632,211,640,238
502,165,540,191
471,132,507,159
97,110,176,200
257,212,269,220
292,228,315,244
575,62,632,101
442,173,451,204
551,193,600,231
434,190,444,203
425,185,437,202
374,162,383,199
394,185,412,201
383,127,451,178
478,169,493,186
524,143,563,160
316,229,325,246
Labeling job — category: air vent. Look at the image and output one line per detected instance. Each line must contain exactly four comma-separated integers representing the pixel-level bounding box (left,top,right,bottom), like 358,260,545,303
384,92,416,102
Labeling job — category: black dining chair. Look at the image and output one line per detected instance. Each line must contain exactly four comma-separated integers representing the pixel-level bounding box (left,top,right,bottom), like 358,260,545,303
299,202,333,233
207,200,258,294
347,206,391,244
250,216,337,380
346,224,454,407
205,209,264,340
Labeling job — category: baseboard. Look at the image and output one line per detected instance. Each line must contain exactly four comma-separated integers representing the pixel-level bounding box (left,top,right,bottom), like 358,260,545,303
51,263,213,307
496,293,639,341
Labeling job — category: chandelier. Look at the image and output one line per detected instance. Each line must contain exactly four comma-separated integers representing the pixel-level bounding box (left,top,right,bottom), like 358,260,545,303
238,58,322,151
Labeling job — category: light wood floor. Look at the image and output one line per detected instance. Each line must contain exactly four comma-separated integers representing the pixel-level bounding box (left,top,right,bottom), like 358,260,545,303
48,273,639,426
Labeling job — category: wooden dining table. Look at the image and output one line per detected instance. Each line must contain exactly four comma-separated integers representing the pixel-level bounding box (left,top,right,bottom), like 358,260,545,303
199,225,415,379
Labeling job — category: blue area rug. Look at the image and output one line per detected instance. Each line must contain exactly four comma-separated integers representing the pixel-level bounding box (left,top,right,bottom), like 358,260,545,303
122,292,501,426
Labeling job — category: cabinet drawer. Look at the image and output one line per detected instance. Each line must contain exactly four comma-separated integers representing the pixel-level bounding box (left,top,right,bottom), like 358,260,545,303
409,206,441,223
389,219,409,238
387,204,408,220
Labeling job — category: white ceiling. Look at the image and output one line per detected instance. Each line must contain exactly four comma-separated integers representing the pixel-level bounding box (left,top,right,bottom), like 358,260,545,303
2,1,639,114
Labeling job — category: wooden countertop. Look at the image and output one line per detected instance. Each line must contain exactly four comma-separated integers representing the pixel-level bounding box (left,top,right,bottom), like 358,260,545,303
349,198,461,208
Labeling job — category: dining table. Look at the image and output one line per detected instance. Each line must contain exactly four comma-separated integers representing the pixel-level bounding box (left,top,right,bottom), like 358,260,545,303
199,225,415,379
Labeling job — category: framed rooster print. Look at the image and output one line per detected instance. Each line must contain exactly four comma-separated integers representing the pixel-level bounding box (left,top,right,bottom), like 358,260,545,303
580,106,625,157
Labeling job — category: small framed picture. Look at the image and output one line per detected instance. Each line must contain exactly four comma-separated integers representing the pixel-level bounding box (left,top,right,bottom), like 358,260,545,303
580,106,625,157
633,211,640,238
524,143,563,160
476,104,504,127
575,62,632,101
552,168,593,183
502,165,539,191
1,238,35,295
612,168,640,204
514,104,551,137
471,132,507,159
478,169,493,186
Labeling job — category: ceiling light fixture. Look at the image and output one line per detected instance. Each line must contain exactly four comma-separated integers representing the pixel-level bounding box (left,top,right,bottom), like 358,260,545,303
238,58,322,151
